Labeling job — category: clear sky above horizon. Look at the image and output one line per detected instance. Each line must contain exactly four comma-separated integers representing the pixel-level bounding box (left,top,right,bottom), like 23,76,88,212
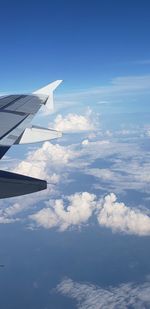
0,0,150,92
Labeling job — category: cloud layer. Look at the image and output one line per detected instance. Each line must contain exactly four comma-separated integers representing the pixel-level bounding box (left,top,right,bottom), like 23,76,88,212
1,95,150,237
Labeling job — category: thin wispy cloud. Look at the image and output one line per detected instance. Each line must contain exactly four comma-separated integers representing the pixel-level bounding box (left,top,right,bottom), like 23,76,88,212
56,75,150,103
129,59,150,65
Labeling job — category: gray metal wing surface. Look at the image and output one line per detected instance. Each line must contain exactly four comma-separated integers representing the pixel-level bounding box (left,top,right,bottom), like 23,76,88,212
0,94,48,150
0,80,62,198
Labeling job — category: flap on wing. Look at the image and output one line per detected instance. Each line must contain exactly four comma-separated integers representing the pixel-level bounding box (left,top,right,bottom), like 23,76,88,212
0,170,47,198
16,126,62,144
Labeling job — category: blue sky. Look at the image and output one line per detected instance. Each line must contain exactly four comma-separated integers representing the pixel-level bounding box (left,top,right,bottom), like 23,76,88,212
1,1,150,308
0,0,150,92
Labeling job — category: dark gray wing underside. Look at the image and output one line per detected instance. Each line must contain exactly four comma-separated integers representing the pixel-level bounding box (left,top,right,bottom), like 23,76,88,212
0,170,47,198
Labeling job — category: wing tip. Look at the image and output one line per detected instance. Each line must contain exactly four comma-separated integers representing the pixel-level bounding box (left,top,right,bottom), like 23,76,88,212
33,80,63,95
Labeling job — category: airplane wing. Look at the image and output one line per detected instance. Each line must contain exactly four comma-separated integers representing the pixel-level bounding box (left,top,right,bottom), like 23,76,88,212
0,80,62,198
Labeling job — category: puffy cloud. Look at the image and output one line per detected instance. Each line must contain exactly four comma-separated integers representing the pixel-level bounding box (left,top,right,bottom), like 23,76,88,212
4,140,79,219
13,141,76,182
28,142,75,165
30,192,150,236
53,109,95,132
56,278,150,309
30,192,97,231
98,193,150,236
14,161,46,180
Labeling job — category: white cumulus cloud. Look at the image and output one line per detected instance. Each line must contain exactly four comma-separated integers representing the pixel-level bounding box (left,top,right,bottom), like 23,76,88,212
30,192,97,231
98,193,150,236
53,109,95,132
30,192,150,236
13,141,76,182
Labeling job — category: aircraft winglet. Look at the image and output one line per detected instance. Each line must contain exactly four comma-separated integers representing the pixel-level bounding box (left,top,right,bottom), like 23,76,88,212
33,80,63,110
33,80,63,96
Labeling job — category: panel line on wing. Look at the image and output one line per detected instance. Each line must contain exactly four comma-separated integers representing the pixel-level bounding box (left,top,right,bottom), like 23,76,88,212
5,95,47,114
0,95,27,110
1,110,27,116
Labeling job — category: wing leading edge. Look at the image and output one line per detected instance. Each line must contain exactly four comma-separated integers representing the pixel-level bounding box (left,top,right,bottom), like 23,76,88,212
0,80,62,198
